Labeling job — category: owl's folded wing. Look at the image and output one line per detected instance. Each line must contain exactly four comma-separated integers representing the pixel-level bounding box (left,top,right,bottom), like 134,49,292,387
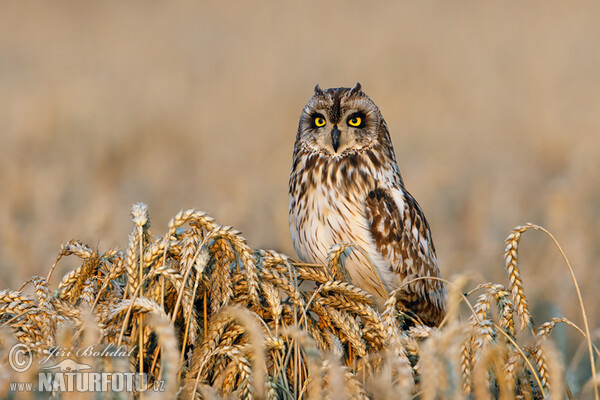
364,187,446,326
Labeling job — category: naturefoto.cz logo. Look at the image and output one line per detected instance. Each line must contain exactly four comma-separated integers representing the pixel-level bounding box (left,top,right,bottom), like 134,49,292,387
8,343,165,393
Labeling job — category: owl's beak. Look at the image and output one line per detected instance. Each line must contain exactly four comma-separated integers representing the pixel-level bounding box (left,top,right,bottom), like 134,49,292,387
331,125,341,152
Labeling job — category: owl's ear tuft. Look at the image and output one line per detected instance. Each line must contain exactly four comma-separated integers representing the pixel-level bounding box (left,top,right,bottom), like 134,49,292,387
349,82,362,95
314,84,324,96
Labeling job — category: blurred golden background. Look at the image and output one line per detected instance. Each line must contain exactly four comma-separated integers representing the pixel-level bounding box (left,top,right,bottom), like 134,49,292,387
1,1,598,338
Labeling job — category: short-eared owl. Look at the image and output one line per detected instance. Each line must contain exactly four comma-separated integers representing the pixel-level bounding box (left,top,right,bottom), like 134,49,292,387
289,83,446,326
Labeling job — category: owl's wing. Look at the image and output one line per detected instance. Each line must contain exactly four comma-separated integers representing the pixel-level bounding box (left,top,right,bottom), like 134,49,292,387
365,187,446,326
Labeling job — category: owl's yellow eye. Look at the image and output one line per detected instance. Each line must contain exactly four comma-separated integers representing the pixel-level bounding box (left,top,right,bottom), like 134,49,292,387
348,116,362,127
314,116,326,127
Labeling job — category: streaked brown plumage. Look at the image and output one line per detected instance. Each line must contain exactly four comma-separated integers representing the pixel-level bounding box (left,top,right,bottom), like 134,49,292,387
288,83,446,326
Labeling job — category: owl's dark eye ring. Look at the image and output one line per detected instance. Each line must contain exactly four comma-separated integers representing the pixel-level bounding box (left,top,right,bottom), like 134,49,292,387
313,115,326,127
347,113,364,128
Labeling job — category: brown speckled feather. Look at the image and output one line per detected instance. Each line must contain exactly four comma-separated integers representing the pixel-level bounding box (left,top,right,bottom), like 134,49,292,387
365,188,445,326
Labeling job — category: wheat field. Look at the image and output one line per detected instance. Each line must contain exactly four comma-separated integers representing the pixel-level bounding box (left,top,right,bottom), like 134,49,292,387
1,1,599,398
0,203,597,398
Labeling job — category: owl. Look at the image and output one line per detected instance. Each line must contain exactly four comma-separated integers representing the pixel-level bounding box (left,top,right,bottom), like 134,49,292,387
288,83,446,327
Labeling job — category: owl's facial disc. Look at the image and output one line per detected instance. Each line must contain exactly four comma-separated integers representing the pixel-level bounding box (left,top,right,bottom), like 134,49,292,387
300,85,380,156
308,110,374,156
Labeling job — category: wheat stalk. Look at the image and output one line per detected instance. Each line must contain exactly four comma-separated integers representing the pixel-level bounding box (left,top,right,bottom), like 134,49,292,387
504,226,532,333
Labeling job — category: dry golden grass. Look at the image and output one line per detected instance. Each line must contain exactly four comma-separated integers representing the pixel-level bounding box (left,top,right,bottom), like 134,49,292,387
0,204,597,399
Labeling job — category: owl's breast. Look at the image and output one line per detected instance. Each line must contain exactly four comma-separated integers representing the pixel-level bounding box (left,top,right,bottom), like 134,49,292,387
288,154,397,299
290,182,368,264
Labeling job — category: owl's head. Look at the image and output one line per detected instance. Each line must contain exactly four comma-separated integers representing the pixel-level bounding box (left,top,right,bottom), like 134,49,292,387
297,83,384,157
